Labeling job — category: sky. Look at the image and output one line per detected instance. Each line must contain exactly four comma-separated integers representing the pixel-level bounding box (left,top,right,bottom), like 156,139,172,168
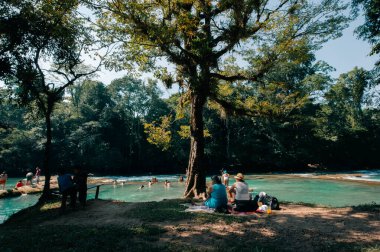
315,18,377,78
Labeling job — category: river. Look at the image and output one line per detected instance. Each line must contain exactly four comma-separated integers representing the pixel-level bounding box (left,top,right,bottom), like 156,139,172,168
1,171,379,224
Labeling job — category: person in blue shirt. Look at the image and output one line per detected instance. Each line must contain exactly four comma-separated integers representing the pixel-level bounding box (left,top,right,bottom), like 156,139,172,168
204,175,228,209
57,170,76,211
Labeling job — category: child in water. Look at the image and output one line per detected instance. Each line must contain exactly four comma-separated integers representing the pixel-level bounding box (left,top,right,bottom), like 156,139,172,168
164,180,171,187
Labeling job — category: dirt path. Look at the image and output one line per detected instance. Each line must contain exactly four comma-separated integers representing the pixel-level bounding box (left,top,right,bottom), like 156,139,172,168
39,200,380,251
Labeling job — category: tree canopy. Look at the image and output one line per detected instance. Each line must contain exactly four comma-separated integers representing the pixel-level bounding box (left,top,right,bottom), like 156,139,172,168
89,0,350,197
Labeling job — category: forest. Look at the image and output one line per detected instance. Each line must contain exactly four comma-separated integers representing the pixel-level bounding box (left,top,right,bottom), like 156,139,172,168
0,0,379,197
1,68,379,176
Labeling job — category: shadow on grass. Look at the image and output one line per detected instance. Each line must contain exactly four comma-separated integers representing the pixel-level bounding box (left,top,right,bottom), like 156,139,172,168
0,199,379,251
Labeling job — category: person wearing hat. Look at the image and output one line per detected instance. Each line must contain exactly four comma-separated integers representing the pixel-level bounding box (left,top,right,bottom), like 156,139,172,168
228,173,251,203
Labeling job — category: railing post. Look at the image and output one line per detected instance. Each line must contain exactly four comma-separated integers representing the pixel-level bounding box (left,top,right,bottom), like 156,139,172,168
95,185,100,199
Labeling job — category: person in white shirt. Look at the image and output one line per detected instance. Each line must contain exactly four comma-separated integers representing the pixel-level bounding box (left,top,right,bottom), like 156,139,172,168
228,173,251,203
222,170,230,187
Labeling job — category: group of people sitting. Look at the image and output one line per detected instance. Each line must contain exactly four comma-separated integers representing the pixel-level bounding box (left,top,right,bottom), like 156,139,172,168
202,172,258,212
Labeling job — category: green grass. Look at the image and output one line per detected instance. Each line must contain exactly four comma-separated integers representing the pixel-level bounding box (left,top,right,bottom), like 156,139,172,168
0,224,166,251
361,245,380,252
125,199,251,224
1,198,379,251
126,199,193,222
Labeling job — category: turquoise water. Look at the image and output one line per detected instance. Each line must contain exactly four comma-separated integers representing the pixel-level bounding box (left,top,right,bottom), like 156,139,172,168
1,172,380,224
0,194,40,223
97,176,380,207
3,178,23,189
98,183,184,202
245,176,380,207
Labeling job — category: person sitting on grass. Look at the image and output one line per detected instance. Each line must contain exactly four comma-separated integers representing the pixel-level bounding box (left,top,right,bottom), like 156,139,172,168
57,170,77,211
228,173,257,212
203,175,228,210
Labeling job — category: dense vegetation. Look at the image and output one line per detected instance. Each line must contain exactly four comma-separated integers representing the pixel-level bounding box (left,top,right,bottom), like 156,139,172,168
0,67,379,176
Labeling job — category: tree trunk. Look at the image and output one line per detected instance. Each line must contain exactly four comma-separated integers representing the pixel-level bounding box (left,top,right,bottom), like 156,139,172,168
40,109,52,201
225,116,230,162
184,92,207,198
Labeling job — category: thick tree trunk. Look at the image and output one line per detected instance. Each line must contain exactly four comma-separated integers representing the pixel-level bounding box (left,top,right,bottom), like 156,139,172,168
40,110,52,201
184,92,207,198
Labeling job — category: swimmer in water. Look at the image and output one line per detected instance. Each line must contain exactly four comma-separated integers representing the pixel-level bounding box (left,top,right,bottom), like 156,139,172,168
164,180,171,188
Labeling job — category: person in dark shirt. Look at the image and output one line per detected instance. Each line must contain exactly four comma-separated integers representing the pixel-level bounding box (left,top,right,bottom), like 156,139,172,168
73,167,88,208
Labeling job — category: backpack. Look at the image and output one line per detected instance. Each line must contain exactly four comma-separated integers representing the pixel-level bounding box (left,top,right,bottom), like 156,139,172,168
270,197,280,210
258,193,280,210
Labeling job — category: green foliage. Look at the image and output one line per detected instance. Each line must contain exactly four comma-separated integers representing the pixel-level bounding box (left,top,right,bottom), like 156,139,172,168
352,0,380,64
144,116,172,151
177,125,211,139
1,63,380,175
315,67,370,140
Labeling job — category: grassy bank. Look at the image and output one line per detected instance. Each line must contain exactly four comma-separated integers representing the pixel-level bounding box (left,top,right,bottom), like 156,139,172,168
0,198,379,251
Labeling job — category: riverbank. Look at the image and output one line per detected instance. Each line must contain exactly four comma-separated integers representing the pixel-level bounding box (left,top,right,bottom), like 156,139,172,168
0,198,379,251
0,176,111,199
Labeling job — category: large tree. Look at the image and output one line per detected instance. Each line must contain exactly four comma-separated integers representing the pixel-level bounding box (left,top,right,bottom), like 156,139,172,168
0,0,102,199
91,0,349,197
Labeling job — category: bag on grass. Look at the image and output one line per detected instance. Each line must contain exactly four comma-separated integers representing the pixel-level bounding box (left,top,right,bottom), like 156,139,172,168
258,192,280,210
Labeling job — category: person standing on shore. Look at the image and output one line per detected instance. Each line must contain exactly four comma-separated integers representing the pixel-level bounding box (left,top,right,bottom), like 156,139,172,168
26,170,34,186
58,170,77,211
35,166,41,184
73,167,88,208
222,170,230,187
0,171,7,190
